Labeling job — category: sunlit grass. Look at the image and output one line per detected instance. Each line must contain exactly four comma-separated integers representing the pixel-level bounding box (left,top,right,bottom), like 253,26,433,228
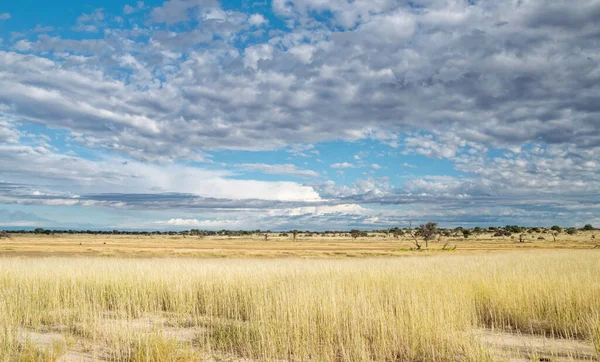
0,252,598,361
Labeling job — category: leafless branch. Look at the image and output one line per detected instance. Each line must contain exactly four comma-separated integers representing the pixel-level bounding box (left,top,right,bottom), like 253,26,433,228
407,221,421,250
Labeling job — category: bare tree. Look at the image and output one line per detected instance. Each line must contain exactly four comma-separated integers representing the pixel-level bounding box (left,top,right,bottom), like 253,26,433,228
292,230,298,242
407,221,422,250
442,239,456,250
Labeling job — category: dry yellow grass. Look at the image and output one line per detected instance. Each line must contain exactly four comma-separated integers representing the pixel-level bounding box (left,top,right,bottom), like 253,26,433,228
0,251,599,361
0,231,597,258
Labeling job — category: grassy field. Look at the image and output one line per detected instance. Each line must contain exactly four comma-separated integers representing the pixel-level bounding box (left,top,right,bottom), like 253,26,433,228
0,234,599,361
0,231,598,258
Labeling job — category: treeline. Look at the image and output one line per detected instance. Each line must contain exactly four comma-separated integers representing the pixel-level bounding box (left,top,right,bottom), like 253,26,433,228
0,224,595,237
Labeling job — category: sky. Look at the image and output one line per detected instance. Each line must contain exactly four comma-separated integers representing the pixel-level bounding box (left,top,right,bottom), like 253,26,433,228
0,0,599,230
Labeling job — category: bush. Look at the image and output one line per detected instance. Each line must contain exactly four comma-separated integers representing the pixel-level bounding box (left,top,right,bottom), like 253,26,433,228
504,225,523,233
493,230,511,237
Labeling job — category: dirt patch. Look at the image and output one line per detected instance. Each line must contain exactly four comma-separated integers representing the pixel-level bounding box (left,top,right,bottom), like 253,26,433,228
18,329,65,347
475,329,598,361
57,351,98,362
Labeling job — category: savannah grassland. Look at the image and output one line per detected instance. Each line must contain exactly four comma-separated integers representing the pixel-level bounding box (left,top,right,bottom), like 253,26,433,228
0,232,599,361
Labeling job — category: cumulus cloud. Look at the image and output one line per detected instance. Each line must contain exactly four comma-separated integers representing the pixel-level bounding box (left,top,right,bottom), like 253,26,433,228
248,13,267,26
0,145,321,202
2,0,599,161
32,25,54,33
330,162,355,169
151,0,219,24
1,0,599,228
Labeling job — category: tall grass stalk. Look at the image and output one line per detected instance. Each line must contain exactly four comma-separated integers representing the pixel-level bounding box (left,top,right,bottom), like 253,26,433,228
0,251,598,361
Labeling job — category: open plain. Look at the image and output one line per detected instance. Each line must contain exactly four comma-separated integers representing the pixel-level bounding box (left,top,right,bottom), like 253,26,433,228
1,231,598,258
0,232,599,361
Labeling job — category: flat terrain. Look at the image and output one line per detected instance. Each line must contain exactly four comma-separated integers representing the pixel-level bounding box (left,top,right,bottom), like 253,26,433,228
0,231,598,257
1,232,599,361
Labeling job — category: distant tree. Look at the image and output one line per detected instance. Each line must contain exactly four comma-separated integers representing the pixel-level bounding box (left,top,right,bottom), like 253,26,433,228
34,228,45,234
504,225,523,233
0,231,10,239
583,224,594,231
418,222,438,248
462,229,472,239
493,230,511,237
391,227,404,239
350,230,361,239
292,230,298,241
551,225,562,232
453,227,463,236
566,228,577,235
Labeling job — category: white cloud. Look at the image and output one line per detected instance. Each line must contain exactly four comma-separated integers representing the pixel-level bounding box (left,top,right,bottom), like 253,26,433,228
0,13,10,20
243,43,273,69
269,204,370,217
32,25,54,33
14,40,32,51
160,218,241,227
0,145,322,202
330,162,355,169
248,13,267,26
289,44,314,64
237,163,319,178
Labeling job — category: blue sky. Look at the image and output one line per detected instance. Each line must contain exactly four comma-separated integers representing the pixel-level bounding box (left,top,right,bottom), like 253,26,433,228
0,0,599,230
